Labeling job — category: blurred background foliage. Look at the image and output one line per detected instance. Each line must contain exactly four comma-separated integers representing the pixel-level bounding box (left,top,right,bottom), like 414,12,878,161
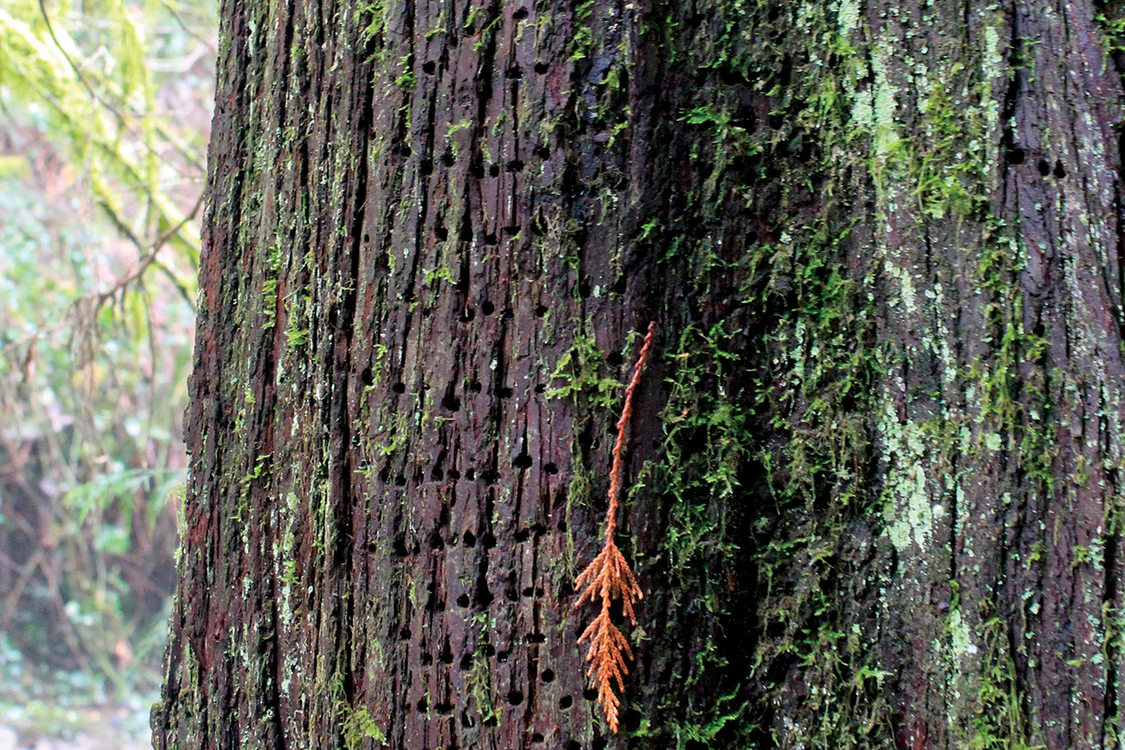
0,0,213,743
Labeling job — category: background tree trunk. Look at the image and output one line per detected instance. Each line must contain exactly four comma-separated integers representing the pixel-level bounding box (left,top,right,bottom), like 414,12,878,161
153,0,1125,748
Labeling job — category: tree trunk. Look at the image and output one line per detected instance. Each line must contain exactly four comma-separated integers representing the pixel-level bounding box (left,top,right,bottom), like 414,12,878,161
153,0,1125,748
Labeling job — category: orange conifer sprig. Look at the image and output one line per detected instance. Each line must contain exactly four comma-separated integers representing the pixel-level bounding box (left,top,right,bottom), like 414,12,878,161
574,322,655,734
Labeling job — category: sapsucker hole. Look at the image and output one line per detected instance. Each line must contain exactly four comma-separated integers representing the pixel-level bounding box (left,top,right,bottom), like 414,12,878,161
507,690,524,705
582,688,598,701
541,668,555,683
506,66,522,79
1038,159,1051,176
435,225,449,240
431,466,444,481
1053,160,1066,178
607,350,624,366
392,381,406,394
560,696,574,710
462,530,476,547
506,159,524,172
513,7,529,20
457,593,470,607
465,468,476,480
420,652,433,665
489,164,501,177
515,528,530,542
544,462,558,474
422,60,436,74
514,453,532,469
534,61,549,74
447,468,461,480
481,300,495,315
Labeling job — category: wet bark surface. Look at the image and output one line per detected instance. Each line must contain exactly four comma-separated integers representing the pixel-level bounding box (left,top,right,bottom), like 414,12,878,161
154,1,1125,748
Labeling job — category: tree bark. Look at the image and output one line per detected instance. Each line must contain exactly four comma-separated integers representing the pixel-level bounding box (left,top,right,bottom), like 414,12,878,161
153,0,1125,748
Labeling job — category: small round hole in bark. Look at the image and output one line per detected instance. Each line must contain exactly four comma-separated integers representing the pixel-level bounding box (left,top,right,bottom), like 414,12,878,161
435,225,449,240
392,382,406,394
534,62,549,74
497,650,510,664
436,701,454,715
533,145,551,160
541,668,555,683
465,468,476,480
522,586,534,597
442,393,461,411
501,307,514,321
1007,147,1025,165
422,60,436,74
361,366,374,385
484,232,498,245
378,466,391,483
460,654,473,670
556,520,568,535
560,696,574,710
421,652,433,665
470,161,485,178
460,307,475,322
506,159,524,172
513,7,529,20
535,304,549,317
532,733,544,743
483,644,496,656
469,380,482,393
448,468,461,480
399,627,411,639
400,145,413,157
531,523,547,537
463,530,476,547
489,164,500,177
482,468,499,483
481,300,495,315
483,716,498,727
607,350,624,367
429,531,445,549
461,711,474,728
441,151,455,167
393,537,409,557
578,279,591,298
1053,160,1066,178
534,383,546,394
515,528,530,542
505,586,519,602
527,631,546,644
507,690,524,705
395,474,406,487
456,593,470,607
416,698,428,712
431,466,444,481
514,453,532,469
476,588,494,606
503,225,520,236
506,66,522,79
1037,159,1050,176
582,688,598,701
544,462,558,474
